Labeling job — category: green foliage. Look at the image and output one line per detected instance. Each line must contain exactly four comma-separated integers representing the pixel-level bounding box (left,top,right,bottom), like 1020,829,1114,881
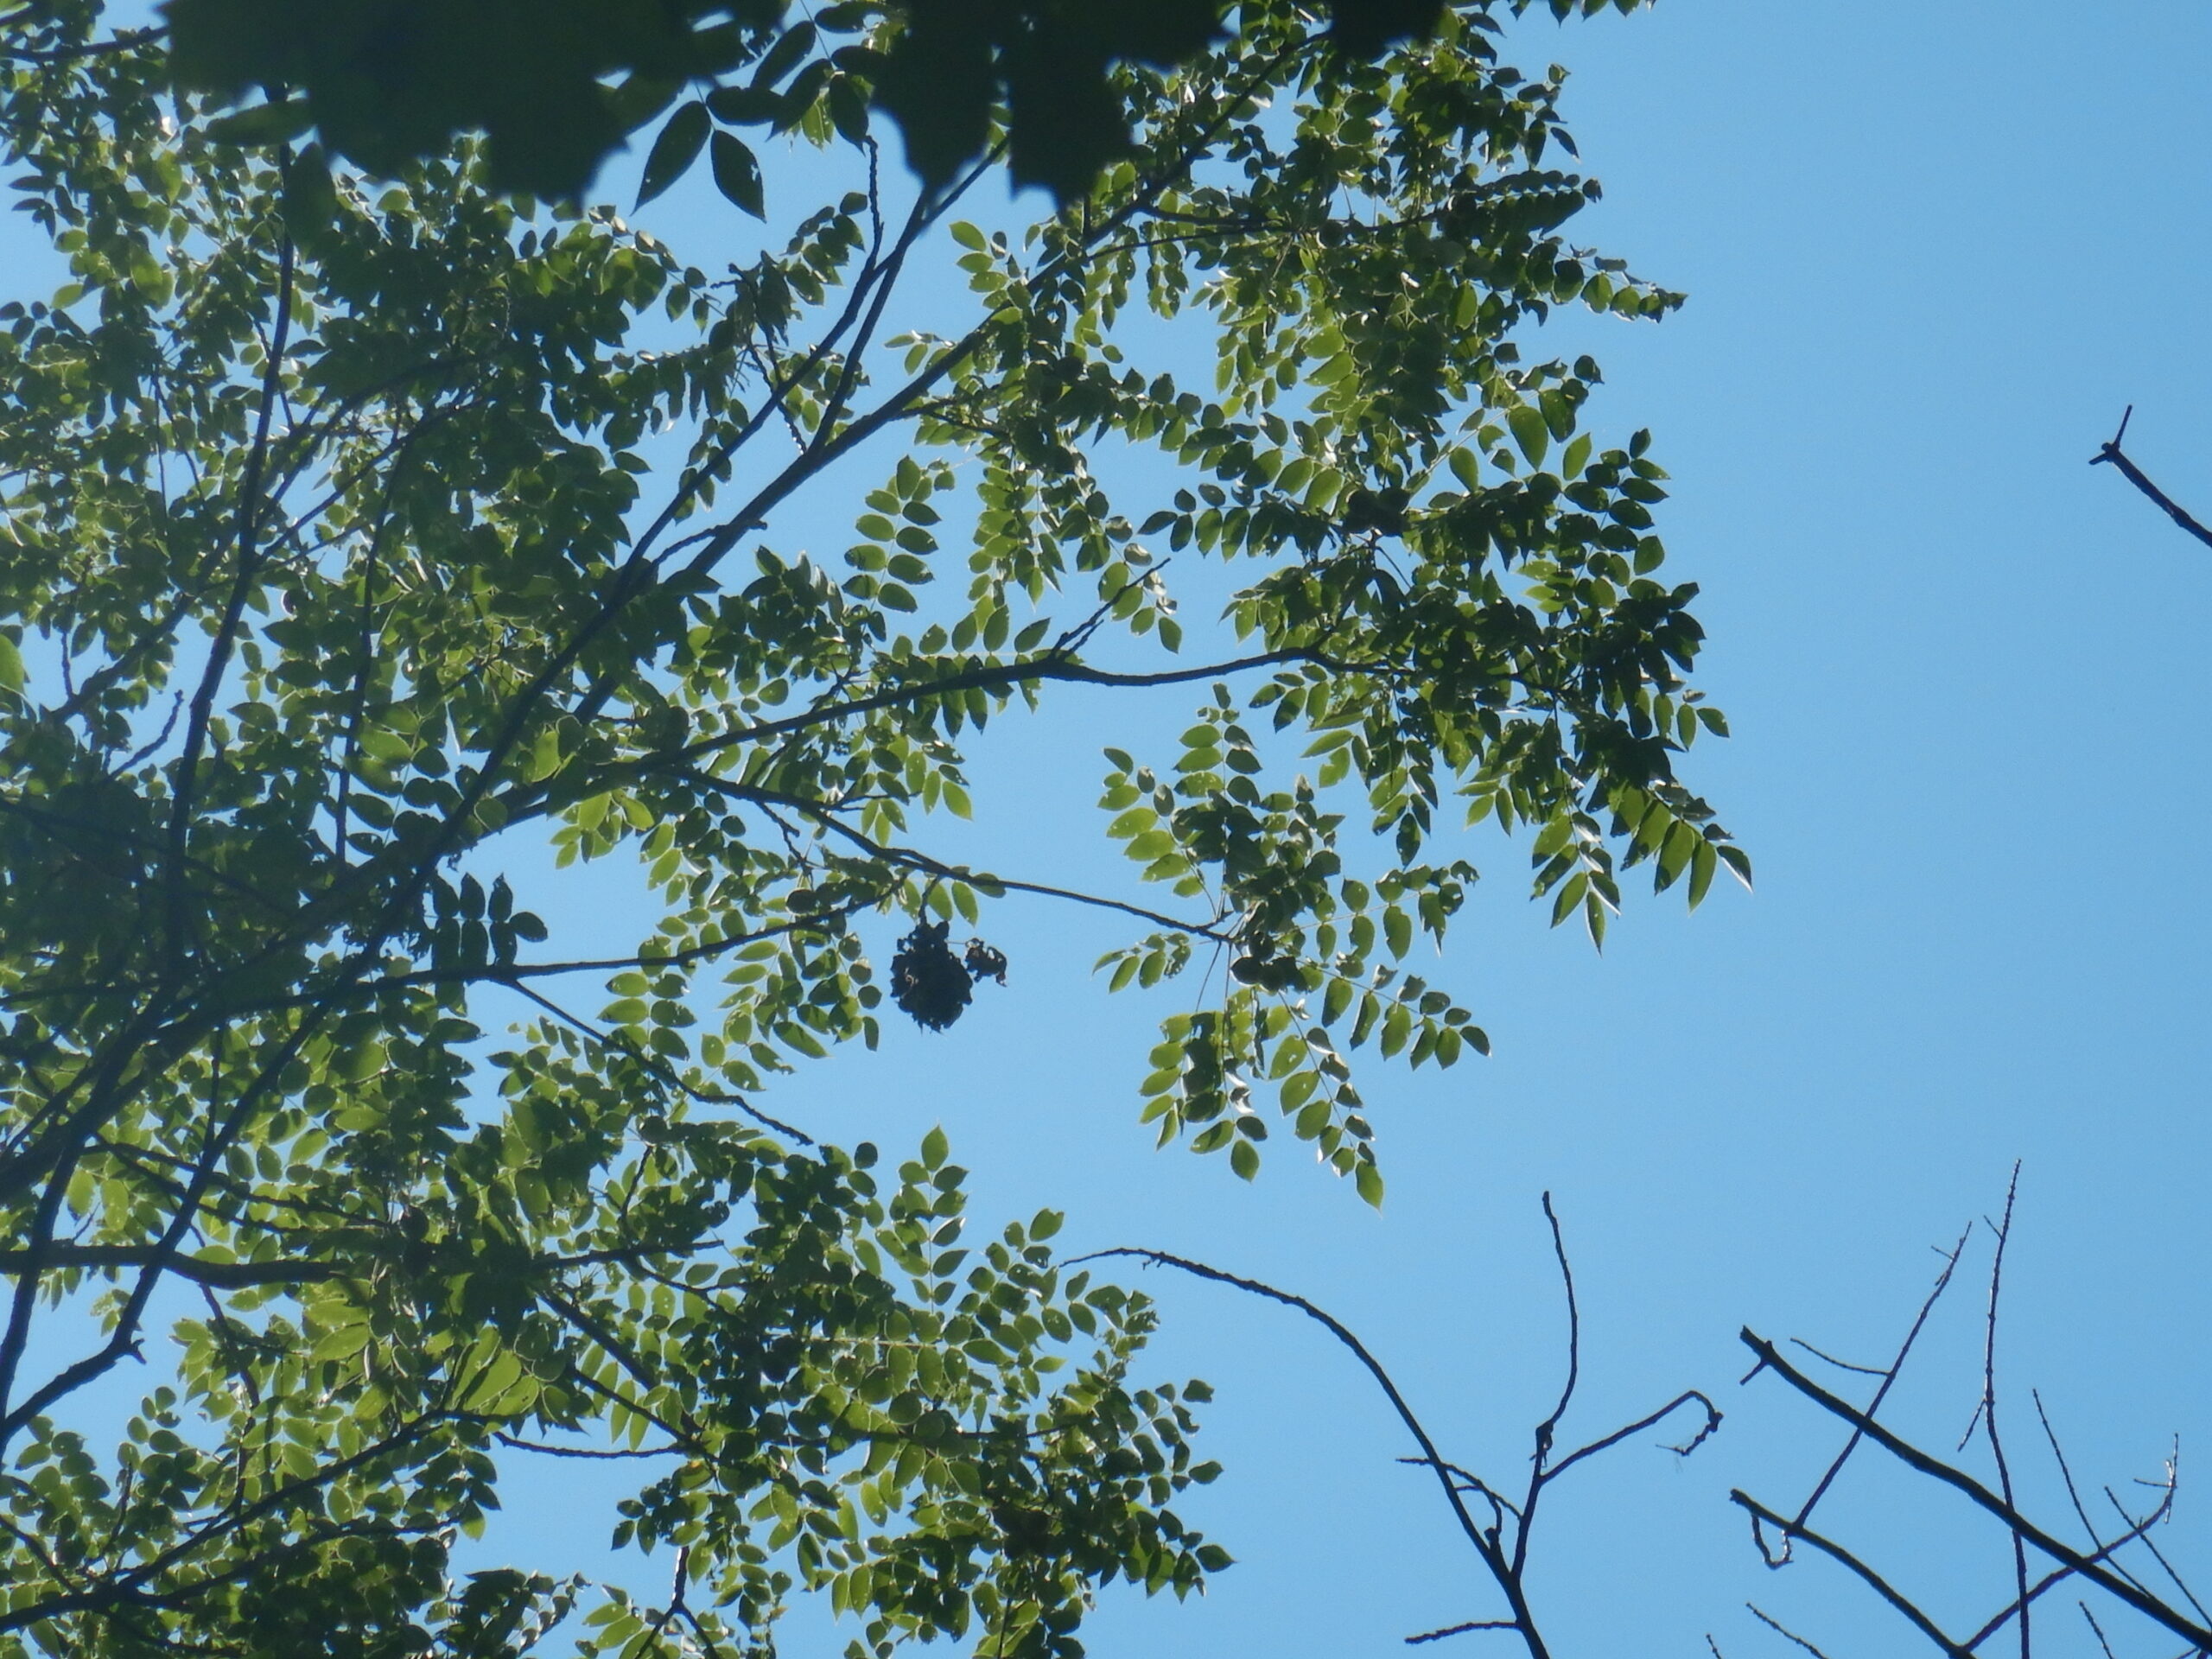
0,0,1739,1649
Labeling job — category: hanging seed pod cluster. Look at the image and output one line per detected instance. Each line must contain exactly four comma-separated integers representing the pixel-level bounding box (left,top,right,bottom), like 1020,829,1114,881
891,920,1008,1030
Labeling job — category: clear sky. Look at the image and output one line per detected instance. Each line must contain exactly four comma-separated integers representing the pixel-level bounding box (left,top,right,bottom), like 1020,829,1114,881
16,2,2212,1654
478,3,2212,1653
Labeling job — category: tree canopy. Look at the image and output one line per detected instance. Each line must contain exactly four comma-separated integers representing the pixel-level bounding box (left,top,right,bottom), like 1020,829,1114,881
158,0,1644,203
0,0,1739,1651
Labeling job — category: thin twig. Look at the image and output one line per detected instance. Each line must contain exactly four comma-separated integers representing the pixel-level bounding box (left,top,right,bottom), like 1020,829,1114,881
1967,1165,2031,1659
1407,1621,1519,1644
1514,1193,1580,1579
1789,1338,1888,1378
1777,1223,1974,1548
2079,1603,2117,1659
2104,1473,2211,1628
502,979,812,1145
2034,1392,2116,1561
705,776,1234,944
1547,1389,1722,1483
1747,1603,1836,1659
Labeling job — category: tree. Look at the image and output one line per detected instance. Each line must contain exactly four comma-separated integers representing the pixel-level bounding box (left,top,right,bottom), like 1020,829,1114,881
0,0,1742,1651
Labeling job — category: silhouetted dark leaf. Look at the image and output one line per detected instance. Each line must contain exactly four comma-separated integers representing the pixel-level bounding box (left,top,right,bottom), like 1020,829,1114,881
709,130,765,217
1324,0,1449,56
637,99,711,207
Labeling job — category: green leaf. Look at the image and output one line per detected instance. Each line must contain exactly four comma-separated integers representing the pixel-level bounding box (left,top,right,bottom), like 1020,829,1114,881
638,102,712,208
1717,843,1754,889
1507,405,1549,468
707,84,785,124
710,131,766,218
1354,1161,1385,1208
1688,838,1718,909
202,99,315,149
310,1321,372,1363
279,146,339,244
1539,386,1576,441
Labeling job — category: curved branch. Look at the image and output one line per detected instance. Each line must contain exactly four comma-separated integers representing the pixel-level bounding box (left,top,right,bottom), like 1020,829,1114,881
1545,1389,1722,1484
1073,1246,1548,1658
1732,1489,1973,1657
650,645,1367,774
704,777,1234,944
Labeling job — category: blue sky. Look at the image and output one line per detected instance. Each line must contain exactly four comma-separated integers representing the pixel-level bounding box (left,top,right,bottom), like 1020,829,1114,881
798,4,2212,1651
12,2,2212,1654
486,3,2212,1653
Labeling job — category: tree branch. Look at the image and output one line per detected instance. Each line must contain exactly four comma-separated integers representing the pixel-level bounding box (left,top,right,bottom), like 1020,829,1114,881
1732,1489,1974,1658
646,645,1363,775
2090,407,2212,551
696,776,1234,944
1076,1246,1549,1658
1738,1330,2212,1651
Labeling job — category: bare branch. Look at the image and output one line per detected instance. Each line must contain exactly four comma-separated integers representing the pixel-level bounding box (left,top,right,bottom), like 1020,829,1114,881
1967,1165,2031,1659
1732,1489,1974,1658
1777,1223,1974,1548
167,235,297,969
1964,1475,2175,1652
647,645,1369,777
1547,1389,1723,1483
1407,1622,1520,1645
2091,407,2212,551
1738,1331,2212,1651
0,1246,340,1290
493,1433,682,1461
1072,1246,1548,1657
1747,1603,1837,1659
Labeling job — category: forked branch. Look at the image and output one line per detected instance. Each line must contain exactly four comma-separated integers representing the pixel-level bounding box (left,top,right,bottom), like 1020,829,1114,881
2091,406,2212,551
1079,1195,1720,1659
